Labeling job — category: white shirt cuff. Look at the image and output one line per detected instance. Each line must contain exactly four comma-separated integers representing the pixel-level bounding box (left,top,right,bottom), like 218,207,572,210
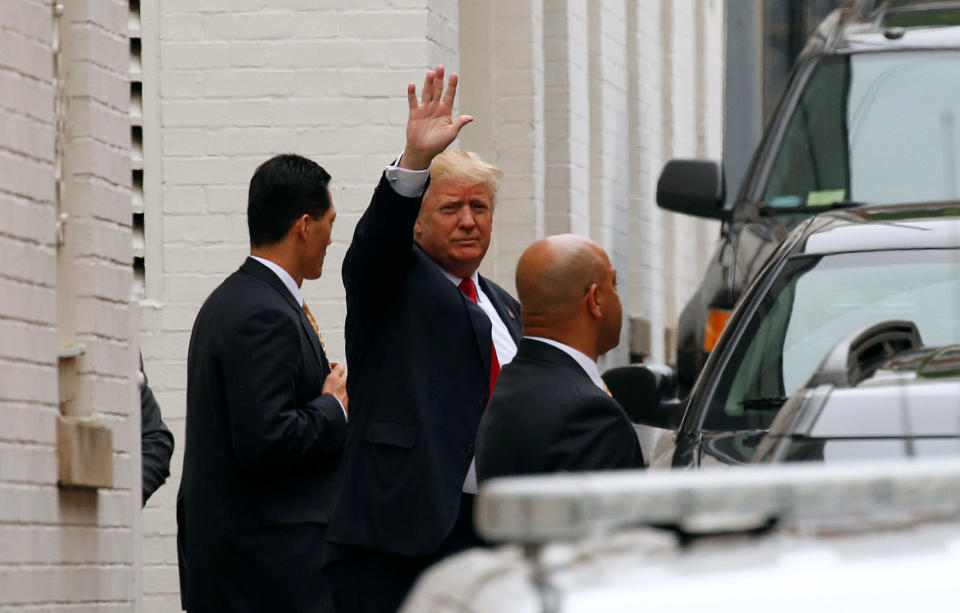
385,152,430,198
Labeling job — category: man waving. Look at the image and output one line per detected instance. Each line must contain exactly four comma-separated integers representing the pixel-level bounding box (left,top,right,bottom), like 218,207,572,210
325,67,522,613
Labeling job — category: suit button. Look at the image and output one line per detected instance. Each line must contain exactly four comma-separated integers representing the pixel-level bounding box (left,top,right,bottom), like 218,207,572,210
465,442,475,454
477,396,487,405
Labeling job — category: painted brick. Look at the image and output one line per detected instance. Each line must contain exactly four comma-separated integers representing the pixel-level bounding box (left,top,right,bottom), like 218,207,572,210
69,137,130,188
69,180,131,226
162,100,231,128
161,185,206,214
161,42,229,70
0,404,58,446
158,71,206,100
0,150,57,204
203,185,247,214
0,279,57,326
203,13,298,41
290,11,342,39
340,11,427,39
0,29,53,82
63,25,128,78
203,69,296,97
159,13,206,41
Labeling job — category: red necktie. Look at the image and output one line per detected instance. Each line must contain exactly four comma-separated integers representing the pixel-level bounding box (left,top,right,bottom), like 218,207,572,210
458,278,500,399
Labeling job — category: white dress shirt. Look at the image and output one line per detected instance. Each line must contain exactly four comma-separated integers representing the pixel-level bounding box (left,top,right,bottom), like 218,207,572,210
249,255,346,420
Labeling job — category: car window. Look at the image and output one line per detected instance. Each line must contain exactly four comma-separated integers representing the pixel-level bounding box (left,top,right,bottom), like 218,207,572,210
763,51,960,208
706,249,960,435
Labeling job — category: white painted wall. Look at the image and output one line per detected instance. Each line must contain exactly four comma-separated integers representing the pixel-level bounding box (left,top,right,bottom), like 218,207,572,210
0,0,141,609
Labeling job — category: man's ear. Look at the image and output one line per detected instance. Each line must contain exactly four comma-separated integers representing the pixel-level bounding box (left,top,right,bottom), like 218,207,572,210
295,213,311,239
585,283,602,319
413,218,422,240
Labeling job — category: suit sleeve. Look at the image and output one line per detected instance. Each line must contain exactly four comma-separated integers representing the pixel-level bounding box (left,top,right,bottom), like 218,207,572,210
341,172,425,314
551,396,645,472
140,359,174,506
223,307,347,474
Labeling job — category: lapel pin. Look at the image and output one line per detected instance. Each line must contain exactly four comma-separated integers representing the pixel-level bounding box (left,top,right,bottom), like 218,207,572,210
508,310,516,320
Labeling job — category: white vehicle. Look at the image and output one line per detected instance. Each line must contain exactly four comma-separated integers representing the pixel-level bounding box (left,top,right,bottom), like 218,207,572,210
401,459,960,612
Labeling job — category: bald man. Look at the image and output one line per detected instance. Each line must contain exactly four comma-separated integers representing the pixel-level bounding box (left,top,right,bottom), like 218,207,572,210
475,234,644,482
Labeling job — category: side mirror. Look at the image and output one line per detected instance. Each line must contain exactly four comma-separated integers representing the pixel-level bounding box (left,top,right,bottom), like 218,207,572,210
602,364,684,430
656,159,728,221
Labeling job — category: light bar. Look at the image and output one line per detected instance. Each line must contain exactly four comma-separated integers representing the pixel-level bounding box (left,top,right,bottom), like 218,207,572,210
475,458,960,543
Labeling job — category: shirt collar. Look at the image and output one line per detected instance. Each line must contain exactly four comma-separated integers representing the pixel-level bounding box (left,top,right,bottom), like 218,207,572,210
250,256,303,307
439,267,481,298
525,336,605,390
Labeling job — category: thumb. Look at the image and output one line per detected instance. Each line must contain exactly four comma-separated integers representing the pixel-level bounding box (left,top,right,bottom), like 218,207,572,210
452,115,474,133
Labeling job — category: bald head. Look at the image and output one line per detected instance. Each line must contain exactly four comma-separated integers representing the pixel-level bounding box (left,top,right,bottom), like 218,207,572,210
516,234,609,321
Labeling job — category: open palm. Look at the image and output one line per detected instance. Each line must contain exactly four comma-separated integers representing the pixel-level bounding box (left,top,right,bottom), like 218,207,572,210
401,66,473,170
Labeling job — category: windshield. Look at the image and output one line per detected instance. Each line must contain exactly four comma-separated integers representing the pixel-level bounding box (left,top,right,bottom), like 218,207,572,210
705,249,960,433
762,51,960,209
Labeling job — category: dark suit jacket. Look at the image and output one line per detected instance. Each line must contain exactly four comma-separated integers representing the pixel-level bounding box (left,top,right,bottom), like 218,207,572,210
476,339,644,482
325,174,522,558
139,354,173,506
177,257,347,612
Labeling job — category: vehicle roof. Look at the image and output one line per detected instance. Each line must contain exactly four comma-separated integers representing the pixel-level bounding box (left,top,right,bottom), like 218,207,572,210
404,521,960,613
799,1,960,61
794,202,960,254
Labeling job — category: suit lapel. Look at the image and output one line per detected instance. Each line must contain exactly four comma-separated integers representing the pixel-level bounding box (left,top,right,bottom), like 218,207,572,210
299,309,329,372
414,247,494,377
240,258,329,372
478,275,521,342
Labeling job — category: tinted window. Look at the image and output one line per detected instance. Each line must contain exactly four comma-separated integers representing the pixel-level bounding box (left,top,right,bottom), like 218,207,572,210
763,51,960,208
706,249,960,432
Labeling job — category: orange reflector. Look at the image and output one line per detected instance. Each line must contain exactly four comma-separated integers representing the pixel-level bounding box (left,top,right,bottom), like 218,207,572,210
703,308,732,353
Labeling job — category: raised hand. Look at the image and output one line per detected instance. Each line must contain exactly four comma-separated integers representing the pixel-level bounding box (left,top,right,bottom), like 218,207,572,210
399,65,473,171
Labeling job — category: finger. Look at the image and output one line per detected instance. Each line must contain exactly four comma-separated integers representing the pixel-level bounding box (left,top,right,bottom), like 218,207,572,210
421,70,435,105
407,82,417,110
441,72,459,108
432,65,444,105
332,363,345,376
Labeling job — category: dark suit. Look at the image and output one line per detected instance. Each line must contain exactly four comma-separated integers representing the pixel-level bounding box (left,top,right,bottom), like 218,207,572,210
476,338,644,482
177,257,347,613
139,354,173,506
325,174,522,612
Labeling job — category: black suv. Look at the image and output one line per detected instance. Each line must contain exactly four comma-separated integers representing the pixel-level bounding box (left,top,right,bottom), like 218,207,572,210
659,0,960,393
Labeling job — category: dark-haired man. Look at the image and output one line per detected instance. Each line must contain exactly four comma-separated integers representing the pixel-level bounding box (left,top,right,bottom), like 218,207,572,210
177,154,347,613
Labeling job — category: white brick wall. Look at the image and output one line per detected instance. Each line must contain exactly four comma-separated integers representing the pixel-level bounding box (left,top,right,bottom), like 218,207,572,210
0,0,140,610
137,1,726,609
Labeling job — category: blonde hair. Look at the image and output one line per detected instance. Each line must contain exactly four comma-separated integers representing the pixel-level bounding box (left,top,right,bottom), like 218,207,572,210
428,150,502,202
